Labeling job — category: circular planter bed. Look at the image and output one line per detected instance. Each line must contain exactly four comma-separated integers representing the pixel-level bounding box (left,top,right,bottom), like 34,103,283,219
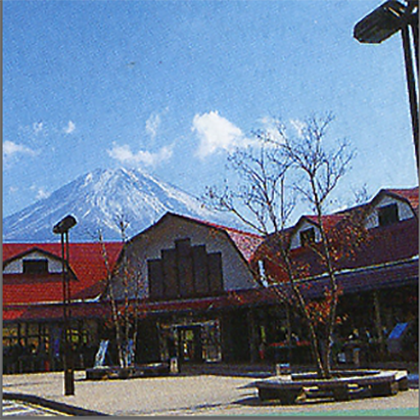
255,369,408,405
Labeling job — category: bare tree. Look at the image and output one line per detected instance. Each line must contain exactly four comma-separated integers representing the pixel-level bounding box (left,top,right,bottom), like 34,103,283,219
206,114,359,378
206,140,294,235
98,214,145,368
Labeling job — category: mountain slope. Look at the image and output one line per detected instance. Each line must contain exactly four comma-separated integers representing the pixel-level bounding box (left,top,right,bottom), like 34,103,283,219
3,167,235,242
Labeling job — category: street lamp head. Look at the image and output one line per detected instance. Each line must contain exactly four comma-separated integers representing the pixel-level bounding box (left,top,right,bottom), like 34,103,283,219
354,0,407,44
53,215,77,234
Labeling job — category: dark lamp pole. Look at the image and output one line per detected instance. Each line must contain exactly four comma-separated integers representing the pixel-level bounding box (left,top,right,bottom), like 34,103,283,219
53,214,77,396
354,0,419,170
354,1,408,43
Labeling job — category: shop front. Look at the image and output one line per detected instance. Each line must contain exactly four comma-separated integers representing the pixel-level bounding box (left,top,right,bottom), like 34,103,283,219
158,319,222,363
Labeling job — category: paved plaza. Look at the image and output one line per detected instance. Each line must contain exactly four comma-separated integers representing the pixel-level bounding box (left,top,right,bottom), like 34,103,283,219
3,366,419,416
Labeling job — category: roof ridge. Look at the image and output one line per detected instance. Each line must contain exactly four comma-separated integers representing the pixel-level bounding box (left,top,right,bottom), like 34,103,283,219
166,211,262,237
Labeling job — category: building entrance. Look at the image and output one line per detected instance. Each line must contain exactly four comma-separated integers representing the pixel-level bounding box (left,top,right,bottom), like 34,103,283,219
177,326,203,362
159,320,222,363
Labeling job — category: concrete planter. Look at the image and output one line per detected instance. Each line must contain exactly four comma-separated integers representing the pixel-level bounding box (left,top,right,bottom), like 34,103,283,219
255,369,409,405
85,362,171,380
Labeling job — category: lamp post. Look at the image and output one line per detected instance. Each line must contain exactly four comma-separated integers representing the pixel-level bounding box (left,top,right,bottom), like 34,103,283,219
354,0,419,170
53,215,77,396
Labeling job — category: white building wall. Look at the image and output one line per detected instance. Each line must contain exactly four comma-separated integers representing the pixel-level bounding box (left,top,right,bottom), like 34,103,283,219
124,215,257,298
365,196,415,229
290,220,321,249
4,250,62,274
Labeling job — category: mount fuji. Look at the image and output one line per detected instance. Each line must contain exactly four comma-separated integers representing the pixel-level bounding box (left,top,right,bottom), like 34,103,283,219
3,167,237,242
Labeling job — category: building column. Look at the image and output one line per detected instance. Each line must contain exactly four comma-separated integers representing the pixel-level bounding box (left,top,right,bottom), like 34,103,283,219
285,303,293,364
247,309,259,363
373,290,386,358
220,313,233,362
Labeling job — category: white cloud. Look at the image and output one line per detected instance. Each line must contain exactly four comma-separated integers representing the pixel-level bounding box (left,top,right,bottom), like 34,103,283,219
145,114,161,140
33,122,44,134
192,111,250,158
107,143,173,167
64,121,76,134
259,116,286,143
3,141,37,159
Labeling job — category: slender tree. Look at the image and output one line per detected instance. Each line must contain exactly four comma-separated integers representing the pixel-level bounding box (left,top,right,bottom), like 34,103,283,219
98,214,145,368
206,114,361,378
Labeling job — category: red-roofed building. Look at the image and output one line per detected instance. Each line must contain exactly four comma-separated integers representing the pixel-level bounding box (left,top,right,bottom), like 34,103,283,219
3,242,122,373
3,213,265,371
108,212,264,364
252,187,418,363
3,187,418,372
3,243,122,304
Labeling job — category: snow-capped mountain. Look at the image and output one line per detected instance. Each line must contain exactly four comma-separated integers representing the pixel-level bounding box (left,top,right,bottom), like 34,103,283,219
3,167,235,242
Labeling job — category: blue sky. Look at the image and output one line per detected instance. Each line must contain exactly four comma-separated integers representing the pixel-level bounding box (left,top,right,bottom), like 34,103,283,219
3,0,418,220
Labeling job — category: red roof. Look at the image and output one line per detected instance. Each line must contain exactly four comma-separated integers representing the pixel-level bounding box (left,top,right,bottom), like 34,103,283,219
283,257,418,301
220,226,263,262
4,257,417,322
171,213,263,262
384,187,419,211
135,212,263,263
292,214,346,240
3,302,110,322
255,188,419,284
3,242,123,305
304,214,346,229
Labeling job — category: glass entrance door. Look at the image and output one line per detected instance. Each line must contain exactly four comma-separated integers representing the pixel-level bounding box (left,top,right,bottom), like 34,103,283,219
177,326,203,362
159,320,222,363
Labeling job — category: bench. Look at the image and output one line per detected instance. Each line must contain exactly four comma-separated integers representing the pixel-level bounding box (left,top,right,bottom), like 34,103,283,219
256,370,408,404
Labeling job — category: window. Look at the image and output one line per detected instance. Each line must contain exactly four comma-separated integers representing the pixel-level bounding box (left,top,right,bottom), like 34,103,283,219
23,259,48,274
148,241,224,301
378,204,399,226
300,227,315,246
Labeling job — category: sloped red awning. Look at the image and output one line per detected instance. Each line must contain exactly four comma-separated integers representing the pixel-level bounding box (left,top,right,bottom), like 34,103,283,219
4,257,417,323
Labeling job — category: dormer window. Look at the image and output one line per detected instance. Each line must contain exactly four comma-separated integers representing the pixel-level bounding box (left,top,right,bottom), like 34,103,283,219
23,259,49,274
378,203,399,226
300,227,315,247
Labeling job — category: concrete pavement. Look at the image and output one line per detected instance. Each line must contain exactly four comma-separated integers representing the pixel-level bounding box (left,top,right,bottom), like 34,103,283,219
2,399,72,417
3,365,419,416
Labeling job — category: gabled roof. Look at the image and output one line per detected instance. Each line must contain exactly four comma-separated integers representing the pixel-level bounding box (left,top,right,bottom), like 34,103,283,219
190,217,263,263
3,246,64,266
380,187,419,211
255,186,419,284
130,212,263,263
259,213,348,258
291,214,346,237
3,242,123,305
332,187,418,221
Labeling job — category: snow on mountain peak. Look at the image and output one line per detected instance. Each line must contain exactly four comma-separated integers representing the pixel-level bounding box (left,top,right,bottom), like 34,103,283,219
3,167,236,242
